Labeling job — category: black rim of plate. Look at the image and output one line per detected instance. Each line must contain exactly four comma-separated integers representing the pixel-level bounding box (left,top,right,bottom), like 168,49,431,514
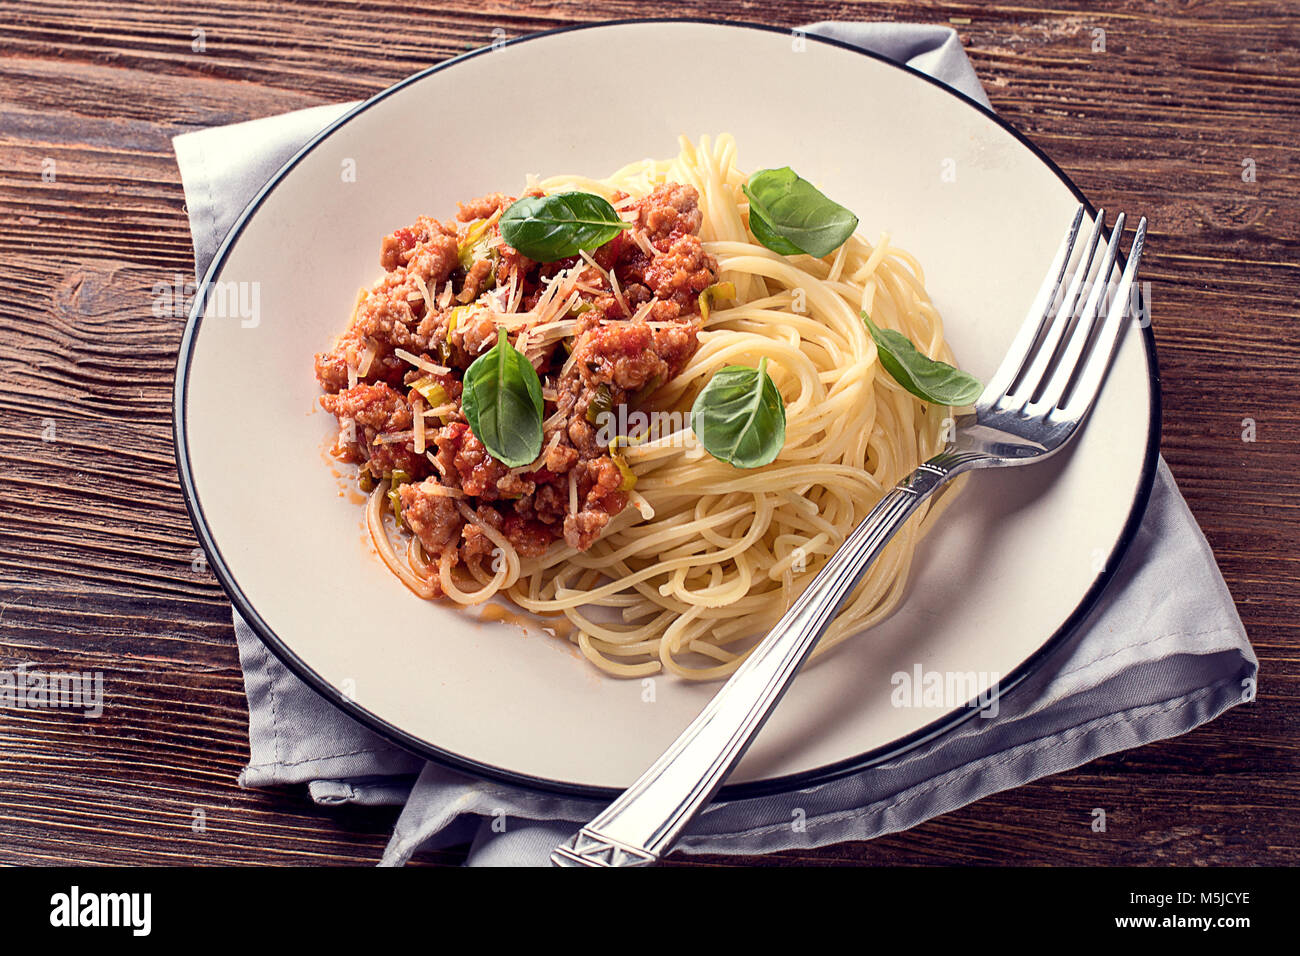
173,17,1162,801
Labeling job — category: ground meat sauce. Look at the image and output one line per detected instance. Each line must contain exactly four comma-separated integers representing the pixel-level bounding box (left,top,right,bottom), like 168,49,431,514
316,183,718,595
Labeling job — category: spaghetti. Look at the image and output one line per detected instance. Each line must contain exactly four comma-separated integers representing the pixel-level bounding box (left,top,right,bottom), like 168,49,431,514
318,135,964,680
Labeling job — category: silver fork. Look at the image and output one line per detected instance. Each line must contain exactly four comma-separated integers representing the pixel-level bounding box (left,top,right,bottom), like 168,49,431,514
551,206,1148,867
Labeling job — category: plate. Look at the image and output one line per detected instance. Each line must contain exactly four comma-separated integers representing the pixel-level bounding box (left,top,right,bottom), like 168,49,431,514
175,19,1159,797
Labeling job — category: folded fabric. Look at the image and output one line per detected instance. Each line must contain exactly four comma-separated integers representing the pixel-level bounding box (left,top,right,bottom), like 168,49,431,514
173,21,1255,866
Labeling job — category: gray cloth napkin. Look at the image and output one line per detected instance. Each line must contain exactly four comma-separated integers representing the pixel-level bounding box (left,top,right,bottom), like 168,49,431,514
173,22,1256,866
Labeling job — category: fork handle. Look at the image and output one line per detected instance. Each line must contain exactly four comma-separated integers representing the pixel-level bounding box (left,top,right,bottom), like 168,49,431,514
550,460,955,867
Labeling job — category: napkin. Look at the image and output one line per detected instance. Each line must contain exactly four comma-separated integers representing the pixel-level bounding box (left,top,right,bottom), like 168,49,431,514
173,22,1256,866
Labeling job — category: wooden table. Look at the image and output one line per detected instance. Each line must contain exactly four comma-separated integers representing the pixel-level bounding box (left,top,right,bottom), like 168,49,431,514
1,0,1296,867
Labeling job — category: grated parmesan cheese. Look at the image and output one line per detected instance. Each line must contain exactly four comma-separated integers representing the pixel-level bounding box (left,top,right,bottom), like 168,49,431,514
394,348,450,376
609,269,630,317
357,338,378,377
418,482,465,498
409,273,433,311
412,394,425,454
631,230,658,259
578,250,612,289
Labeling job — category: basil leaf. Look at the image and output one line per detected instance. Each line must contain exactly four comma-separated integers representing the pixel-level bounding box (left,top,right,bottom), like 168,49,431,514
461,328,544,467
499,192,631,263
742,167,859,258
745,202,803,256
862,313,983,407
690,357,786,469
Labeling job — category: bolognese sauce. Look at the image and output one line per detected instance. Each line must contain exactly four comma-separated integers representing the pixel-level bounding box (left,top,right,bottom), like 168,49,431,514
316,182,717,597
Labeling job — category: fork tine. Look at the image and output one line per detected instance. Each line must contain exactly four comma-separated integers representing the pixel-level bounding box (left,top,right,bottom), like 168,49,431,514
1057,216,1148,419
981,204,1085,402
1030,212,1127,411
1005,209,1107,405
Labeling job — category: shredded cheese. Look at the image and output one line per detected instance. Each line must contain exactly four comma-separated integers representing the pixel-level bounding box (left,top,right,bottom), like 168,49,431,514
484,284,511,314
578,250,612,289
410,273,433,311
631,230,657,259
357,338,378,378
556,289,583,321
528,318,579,342
394,348,451,376
609,270,630,317
530,267,583,327
417,482,466,498
506,267,522,314
528,275,562,325
412,394,425,455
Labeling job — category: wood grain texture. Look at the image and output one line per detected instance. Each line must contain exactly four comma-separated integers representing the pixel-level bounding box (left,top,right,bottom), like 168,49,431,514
0,0,1296,866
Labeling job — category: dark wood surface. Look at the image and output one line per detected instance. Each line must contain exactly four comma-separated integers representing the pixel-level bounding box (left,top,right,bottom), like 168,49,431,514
0,0,1296,867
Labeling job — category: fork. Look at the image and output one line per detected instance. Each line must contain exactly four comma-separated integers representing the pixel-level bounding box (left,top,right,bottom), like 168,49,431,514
551,206,1148,867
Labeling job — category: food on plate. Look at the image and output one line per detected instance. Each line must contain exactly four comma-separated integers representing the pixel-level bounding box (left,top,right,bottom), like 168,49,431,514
315,135,975,679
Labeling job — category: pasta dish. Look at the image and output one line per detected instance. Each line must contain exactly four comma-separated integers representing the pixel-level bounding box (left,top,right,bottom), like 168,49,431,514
314,135,973,679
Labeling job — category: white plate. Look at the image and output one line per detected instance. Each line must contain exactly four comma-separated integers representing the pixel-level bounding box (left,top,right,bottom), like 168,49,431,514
175,20,1159,796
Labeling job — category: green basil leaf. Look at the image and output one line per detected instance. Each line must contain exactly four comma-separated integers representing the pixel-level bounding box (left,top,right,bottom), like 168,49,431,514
742,167,859,258
499,191,631,263
745,202,803,256
862,313,983,406
690,357,786,469
461,328,544,467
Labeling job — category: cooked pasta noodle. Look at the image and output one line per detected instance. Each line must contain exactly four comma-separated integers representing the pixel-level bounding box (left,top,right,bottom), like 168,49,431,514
337,135,965,679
